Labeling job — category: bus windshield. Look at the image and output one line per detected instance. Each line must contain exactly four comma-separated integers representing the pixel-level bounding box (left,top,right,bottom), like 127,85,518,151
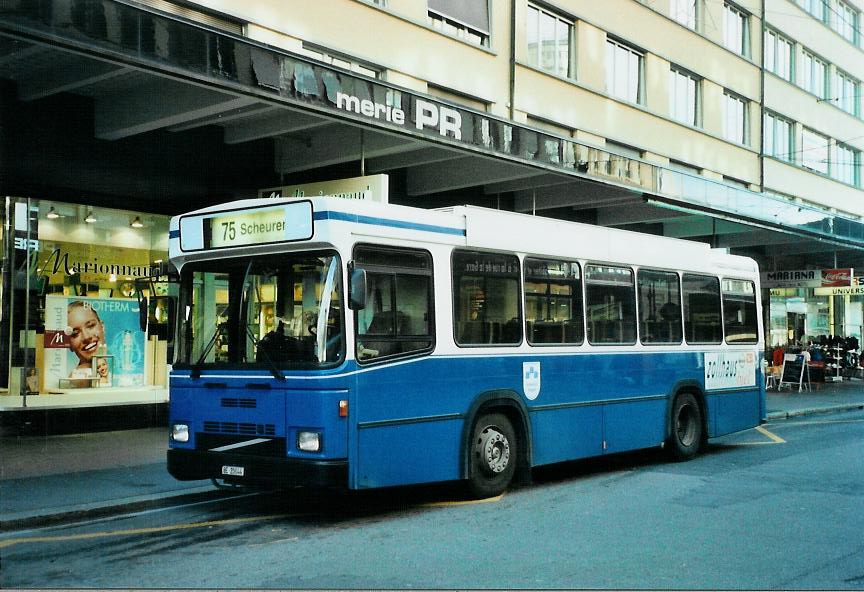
177,252,344,370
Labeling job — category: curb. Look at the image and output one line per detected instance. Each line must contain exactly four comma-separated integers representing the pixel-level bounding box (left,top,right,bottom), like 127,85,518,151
1,485,218,532
766,403,864,421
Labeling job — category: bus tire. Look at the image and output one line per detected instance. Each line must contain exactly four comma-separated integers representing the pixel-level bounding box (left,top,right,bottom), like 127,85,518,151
467,412,517,498
667,392,703,461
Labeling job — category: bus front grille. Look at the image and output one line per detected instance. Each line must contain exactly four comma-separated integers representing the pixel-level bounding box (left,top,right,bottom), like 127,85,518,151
196,432,285,456
203,421,275,436
221,398,257,408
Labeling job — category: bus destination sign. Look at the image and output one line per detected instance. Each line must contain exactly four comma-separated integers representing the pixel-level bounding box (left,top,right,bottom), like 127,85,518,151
179,201,314,252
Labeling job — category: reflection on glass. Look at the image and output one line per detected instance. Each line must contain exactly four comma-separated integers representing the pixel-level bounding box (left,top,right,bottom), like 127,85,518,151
180,253,343,368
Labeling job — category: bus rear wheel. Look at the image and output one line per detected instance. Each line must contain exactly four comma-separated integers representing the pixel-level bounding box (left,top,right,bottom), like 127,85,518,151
667,392,703,461
467,412,517,499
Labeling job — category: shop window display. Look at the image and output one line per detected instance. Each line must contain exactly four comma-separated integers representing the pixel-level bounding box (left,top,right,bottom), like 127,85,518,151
1,198,171,402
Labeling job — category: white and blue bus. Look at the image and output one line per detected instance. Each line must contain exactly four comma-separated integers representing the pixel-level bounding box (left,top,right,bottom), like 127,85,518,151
167,196,765,497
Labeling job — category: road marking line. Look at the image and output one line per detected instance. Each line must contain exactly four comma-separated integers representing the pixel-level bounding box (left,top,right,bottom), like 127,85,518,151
421,493,505,507
0,513,295,549
755,425,786,444
772,418,864,427
724,425,787,446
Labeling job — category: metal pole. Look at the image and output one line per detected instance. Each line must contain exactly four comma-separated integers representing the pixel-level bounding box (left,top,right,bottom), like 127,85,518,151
360,129,366,177
23,198,30,407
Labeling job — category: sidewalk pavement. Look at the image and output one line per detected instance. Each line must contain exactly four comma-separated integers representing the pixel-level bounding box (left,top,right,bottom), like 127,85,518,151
2,380,863,530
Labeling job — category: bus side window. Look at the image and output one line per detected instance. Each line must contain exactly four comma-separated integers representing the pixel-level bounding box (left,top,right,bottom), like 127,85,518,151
353,245,434,362
682,273,722,344
453,251,522,346
524,258,584,345
722,279,758,344
637,269,682,345
585,264,637,345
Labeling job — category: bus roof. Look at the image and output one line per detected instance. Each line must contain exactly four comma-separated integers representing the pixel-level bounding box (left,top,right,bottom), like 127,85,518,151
169,196,758,276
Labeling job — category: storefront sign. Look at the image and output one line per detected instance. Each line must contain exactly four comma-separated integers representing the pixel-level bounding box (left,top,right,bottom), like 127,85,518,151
761,268,854,288
704,351,757,390
179,201,313,252
40,248,159,279
821,268,854,287
14,237,39,251
259,174,389,203
814,286,864,296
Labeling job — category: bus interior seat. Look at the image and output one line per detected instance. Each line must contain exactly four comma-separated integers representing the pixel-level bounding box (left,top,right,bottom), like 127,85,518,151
459,320,488,344
501,318,521,343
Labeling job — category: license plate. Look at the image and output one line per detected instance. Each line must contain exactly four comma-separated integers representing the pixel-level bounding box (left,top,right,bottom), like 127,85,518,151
221,465,245,477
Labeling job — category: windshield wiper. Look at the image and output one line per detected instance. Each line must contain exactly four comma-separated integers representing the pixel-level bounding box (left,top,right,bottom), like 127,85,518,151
245,324,285,381
189,321,225,379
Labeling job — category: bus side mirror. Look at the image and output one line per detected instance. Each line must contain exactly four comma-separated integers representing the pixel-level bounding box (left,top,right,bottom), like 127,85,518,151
349,266,367,310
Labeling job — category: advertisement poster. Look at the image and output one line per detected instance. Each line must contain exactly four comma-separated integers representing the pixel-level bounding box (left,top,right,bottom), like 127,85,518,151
44,296,146,389
704,351,757,390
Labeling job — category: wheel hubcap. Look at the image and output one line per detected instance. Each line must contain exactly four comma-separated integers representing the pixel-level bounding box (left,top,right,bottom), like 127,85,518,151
676,404,697,447
476,426,510,474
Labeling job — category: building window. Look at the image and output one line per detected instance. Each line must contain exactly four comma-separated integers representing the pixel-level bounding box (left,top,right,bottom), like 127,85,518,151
428,0,490,47
671,0,699,30
723,3,749,56
799,0,828,22
833,142,860,186
17,200,171,394
669,67,699,126
764,29,793,82
764,112,793,162
300,45,381,78
526,3,573,78
834,0,859,44
800,50,827,98
605,38,643,104
723,91,748,145
833,70,860,117
801,128,830,174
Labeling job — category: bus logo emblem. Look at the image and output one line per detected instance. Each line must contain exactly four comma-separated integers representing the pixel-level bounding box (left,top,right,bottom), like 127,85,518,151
523,362,541,400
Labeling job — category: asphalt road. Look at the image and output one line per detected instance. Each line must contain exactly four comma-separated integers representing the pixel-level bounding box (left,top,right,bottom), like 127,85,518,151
3,410,864,589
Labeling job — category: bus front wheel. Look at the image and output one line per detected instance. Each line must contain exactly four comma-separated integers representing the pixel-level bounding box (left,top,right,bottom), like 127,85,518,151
667,392,703,461
467,412,517,498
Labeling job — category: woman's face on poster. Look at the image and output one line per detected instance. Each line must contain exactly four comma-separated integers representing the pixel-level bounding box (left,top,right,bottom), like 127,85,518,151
68,305,104,364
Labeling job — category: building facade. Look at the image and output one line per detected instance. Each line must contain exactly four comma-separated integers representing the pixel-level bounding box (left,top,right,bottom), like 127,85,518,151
1,0,863,418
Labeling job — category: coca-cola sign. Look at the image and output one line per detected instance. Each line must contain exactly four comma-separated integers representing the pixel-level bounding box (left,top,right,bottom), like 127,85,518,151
821,268,854,287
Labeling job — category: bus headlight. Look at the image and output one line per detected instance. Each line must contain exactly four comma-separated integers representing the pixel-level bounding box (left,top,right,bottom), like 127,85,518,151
297,431,321,452
171,423,189,443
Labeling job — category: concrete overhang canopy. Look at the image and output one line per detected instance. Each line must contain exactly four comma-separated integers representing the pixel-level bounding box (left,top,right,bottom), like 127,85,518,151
1,0,863,258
